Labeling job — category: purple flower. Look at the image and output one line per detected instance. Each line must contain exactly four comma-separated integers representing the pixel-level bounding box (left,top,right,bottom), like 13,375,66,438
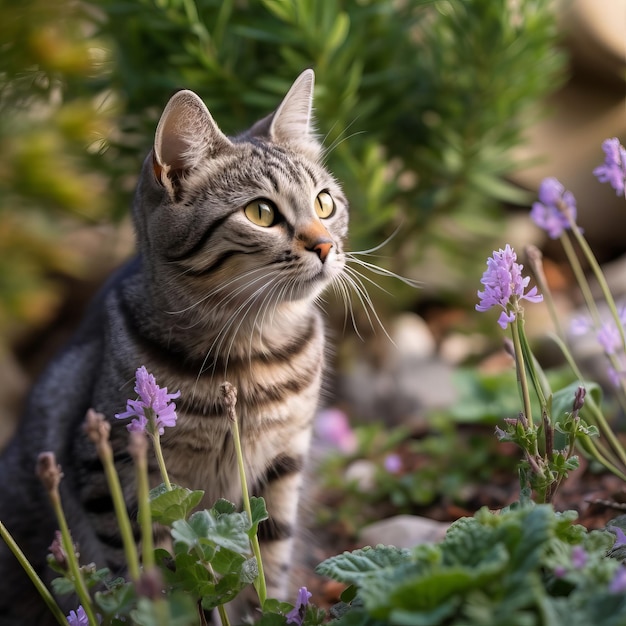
66,606,89,626
570,314,593,336
594,138,626,197
571,545,587,569
610,565,626,593
286,586,312,625
115,366,180,435
597,322,622,355
315,408,357,453
476,244,543,329
383,453,402,474
530,177,577,239
569,309,626,387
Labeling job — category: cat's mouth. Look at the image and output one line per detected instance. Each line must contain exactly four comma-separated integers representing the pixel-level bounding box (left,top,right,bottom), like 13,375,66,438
293,255,344,294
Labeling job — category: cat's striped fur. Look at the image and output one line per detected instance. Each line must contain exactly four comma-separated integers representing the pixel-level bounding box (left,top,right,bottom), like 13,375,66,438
0,69,347,624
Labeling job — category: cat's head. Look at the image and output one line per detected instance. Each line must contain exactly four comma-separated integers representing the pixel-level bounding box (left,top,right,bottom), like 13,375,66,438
134,69,347,316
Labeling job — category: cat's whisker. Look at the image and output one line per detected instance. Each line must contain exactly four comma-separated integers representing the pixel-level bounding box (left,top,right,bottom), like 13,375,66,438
347,224,404,256
165,265,271,316
207,270,284,379
346,254,422,290
336,266,397,346
331,274,360,339
186,269,284,395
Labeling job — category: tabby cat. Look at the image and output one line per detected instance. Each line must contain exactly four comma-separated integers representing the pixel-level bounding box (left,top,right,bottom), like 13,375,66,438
0,69,348,624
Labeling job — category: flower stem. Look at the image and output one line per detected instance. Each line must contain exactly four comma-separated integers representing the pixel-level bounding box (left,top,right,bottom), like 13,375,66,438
151,433,172,492
130,432,154,570
559,233,601,325
37,454,99,626
526,245,566,341
548,333,626,473
99,444,142,580
0,522,68,626
216,603,231,626
569,221,626,352
85,410,141,581
511,316,537,439
221,382,267,607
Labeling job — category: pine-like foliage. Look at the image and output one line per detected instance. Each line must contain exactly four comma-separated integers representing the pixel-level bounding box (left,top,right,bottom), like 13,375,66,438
0,0,565,337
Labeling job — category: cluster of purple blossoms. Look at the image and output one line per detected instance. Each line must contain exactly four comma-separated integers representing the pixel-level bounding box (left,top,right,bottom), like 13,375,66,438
530,177,577,239
115,366,180,435
594,137,626,198
476,244,543,329
571,306,626,388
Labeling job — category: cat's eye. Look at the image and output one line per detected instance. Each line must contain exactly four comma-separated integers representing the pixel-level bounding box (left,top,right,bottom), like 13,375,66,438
315,191,335,219
244,199,276,227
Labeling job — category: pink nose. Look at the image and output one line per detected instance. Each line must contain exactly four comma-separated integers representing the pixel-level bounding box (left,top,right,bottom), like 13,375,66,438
311,240,333,263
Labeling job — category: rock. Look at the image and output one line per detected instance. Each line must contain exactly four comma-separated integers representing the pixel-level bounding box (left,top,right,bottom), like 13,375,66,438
337,313,458,426
390,313,436,360
344,460,377,492
358,515,449,549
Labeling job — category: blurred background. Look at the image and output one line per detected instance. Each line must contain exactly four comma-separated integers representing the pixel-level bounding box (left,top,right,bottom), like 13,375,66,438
0,0,624,499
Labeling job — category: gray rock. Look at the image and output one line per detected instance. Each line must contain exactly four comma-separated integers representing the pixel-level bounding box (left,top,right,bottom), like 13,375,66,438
359,515,450,549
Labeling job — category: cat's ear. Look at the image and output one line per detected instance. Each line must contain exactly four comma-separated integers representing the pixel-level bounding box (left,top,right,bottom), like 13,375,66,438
153,89,231,193
247,69,320,159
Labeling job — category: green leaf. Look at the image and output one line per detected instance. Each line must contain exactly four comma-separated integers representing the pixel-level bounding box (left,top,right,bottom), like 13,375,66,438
172,508,252,555
95,582,136,618
249,496,269,537
388,599,461,626
316,545,410,584
149,484,204,526
341,584,358,603
130,593,198,626
211,498,237,516
168,551,215,597
332,607,386,626
51,576,76,596
256,614,289,626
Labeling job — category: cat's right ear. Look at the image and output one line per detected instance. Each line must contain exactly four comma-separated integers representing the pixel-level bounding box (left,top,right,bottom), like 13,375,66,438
153,89,231,195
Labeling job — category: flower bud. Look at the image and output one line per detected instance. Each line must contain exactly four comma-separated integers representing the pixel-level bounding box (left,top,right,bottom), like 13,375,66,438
36,452,63,493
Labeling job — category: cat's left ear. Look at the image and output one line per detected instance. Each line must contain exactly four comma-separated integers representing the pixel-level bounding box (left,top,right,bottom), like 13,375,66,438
247,69,321,160
153,89,232,195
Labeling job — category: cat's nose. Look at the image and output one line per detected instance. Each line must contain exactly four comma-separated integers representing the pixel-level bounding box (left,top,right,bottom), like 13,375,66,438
308,240,333,263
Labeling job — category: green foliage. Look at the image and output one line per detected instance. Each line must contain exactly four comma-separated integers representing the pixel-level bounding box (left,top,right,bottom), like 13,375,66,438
47,484,317,625
0,0,566,339
149,484,204,525
0,0,116,338
317,419,517,534
318,505,626,626
95,0,565,261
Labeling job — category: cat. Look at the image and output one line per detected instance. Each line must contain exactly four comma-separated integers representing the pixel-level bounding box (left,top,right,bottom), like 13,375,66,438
0,69,348,625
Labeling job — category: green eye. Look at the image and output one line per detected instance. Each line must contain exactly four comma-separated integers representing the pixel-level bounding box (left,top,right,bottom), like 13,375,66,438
244,199,276,227
315,191,335,219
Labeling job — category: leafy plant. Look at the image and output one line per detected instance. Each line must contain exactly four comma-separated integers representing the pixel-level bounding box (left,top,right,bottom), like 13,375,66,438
1,372,322,625
316,418,518,535
0,0,567,339
317,504,626,626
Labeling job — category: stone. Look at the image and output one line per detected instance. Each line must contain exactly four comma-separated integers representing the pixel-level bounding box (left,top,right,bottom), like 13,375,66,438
358,515,450,549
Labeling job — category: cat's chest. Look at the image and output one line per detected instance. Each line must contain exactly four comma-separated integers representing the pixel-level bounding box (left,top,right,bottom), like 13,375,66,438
157,358,321,504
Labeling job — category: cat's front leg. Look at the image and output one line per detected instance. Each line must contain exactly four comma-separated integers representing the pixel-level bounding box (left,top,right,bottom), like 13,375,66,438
256,455,305,600
226,450,306,623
